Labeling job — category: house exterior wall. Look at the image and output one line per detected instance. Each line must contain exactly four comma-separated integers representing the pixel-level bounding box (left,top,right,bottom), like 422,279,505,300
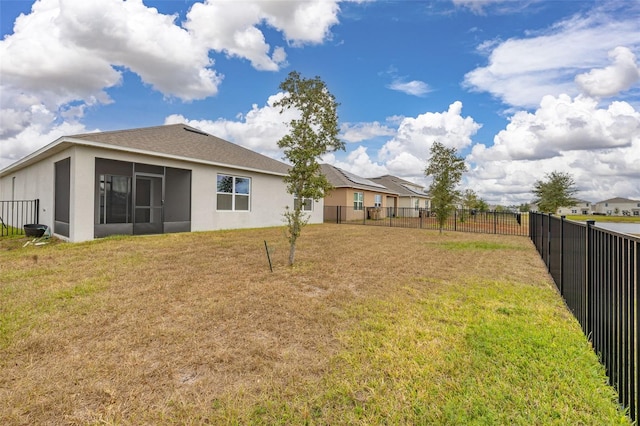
324,187,397,221
189,160,323,231
557,201,593,216
593,200,640,216
1,145,322,242
0,147,76,234
395,196,429,215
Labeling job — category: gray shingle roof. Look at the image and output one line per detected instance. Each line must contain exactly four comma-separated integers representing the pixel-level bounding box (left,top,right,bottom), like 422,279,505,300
370,175,429,198
596,197,640,204
320,163,399,194
69,124,290,175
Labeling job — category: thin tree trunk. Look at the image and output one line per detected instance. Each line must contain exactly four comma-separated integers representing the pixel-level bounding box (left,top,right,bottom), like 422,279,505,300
288,242,296,266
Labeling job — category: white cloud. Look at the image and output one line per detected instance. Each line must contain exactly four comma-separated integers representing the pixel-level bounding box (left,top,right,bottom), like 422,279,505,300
575,47,640,98
464,8,640,107
326,146,388,178
466,94,640,204
327,101,481,191
1,0,219,104
165,93,298,159
387,79,431,97
259,0,340,46
379,101,481,162
285,101,479,184
0,0,221,166
340,122,395,143
0,0,343,169
184,0,340,70
0,113,90,169
451,0,528,15
478,95,640,161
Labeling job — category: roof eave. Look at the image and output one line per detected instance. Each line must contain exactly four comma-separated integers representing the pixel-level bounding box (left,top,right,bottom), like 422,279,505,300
0,137,289,178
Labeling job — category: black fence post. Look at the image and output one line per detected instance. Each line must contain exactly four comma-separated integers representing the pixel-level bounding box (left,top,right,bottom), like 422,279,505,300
529,211,534,243
35,199,40,224
585,220,595,337
560,215,565,296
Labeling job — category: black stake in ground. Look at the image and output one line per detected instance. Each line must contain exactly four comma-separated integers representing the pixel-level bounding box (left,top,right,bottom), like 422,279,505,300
264,240,273,272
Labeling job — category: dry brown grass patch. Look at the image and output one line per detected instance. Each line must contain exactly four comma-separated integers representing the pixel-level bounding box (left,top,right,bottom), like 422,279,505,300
1,224,560,424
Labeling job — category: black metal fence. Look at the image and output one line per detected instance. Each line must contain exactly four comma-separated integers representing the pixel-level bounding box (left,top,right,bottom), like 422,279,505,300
530,212,639,422
0,199,40,237
324,206,529,236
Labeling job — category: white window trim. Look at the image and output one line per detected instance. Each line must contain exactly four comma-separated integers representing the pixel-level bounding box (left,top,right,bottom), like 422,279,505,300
294,195,314,211
216,174,251,212
354,192,363,211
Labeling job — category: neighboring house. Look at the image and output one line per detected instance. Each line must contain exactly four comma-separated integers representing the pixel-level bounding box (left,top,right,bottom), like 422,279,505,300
320,164,399,222
0,124,323,242
557,199,593,216
593,197,640,216
370,174,430,217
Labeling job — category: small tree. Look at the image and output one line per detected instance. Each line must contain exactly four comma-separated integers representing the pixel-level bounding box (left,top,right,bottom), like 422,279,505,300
275,71,345,266
461,189,477,210
532,171,578,213
425,141,467,233
461,189,487,221
476,199,489,212
519,203,530,213
462,188,489,210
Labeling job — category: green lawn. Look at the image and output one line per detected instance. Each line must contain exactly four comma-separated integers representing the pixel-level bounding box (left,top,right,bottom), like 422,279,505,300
566,214,640,223
0,225,630,424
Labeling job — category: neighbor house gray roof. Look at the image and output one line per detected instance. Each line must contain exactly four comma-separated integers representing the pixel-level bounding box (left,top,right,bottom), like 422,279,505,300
0,124,290,177
320,164,399,195
369,175,429,198
596,197,640,204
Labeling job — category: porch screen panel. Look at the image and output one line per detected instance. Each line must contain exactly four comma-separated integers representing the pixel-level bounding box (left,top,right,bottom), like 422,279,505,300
54,158,71,237
95,158,133,225
100,175,132,223
164,167,191,222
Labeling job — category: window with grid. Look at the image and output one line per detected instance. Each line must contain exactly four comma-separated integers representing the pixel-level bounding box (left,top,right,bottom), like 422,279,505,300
217,174,250,211
353,192,363,210
294,195,313,211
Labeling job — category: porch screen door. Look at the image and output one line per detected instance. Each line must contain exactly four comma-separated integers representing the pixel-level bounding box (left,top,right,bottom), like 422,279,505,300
133,174,163,235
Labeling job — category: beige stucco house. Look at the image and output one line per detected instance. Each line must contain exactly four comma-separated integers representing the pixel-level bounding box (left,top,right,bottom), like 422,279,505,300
320,164,398,222
370,175,430,216
0,124,323,242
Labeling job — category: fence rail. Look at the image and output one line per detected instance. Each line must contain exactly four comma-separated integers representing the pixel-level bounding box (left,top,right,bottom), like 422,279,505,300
325,206,529,236
530,212,639,422
0,199,40,237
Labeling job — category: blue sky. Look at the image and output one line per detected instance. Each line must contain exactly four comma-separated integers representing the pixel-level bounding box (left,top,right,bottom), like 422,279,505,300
1,0,639,205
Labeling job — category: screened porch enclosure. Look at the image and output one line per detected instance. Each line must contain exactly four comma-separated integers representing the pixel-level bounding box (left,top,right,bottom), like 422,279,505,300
94,158,191,238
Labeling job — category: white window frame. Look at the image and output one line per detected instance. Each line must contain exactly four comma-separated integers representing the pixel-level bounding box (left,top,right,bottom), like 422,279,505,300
354,192,363,210
216,174,251,211
374,194,382,207
294,195,313,211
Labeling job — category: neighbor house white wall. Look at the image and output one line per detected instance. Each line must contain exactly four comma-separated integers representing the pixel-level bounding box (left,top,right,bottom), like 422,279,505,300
593,200,640,216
